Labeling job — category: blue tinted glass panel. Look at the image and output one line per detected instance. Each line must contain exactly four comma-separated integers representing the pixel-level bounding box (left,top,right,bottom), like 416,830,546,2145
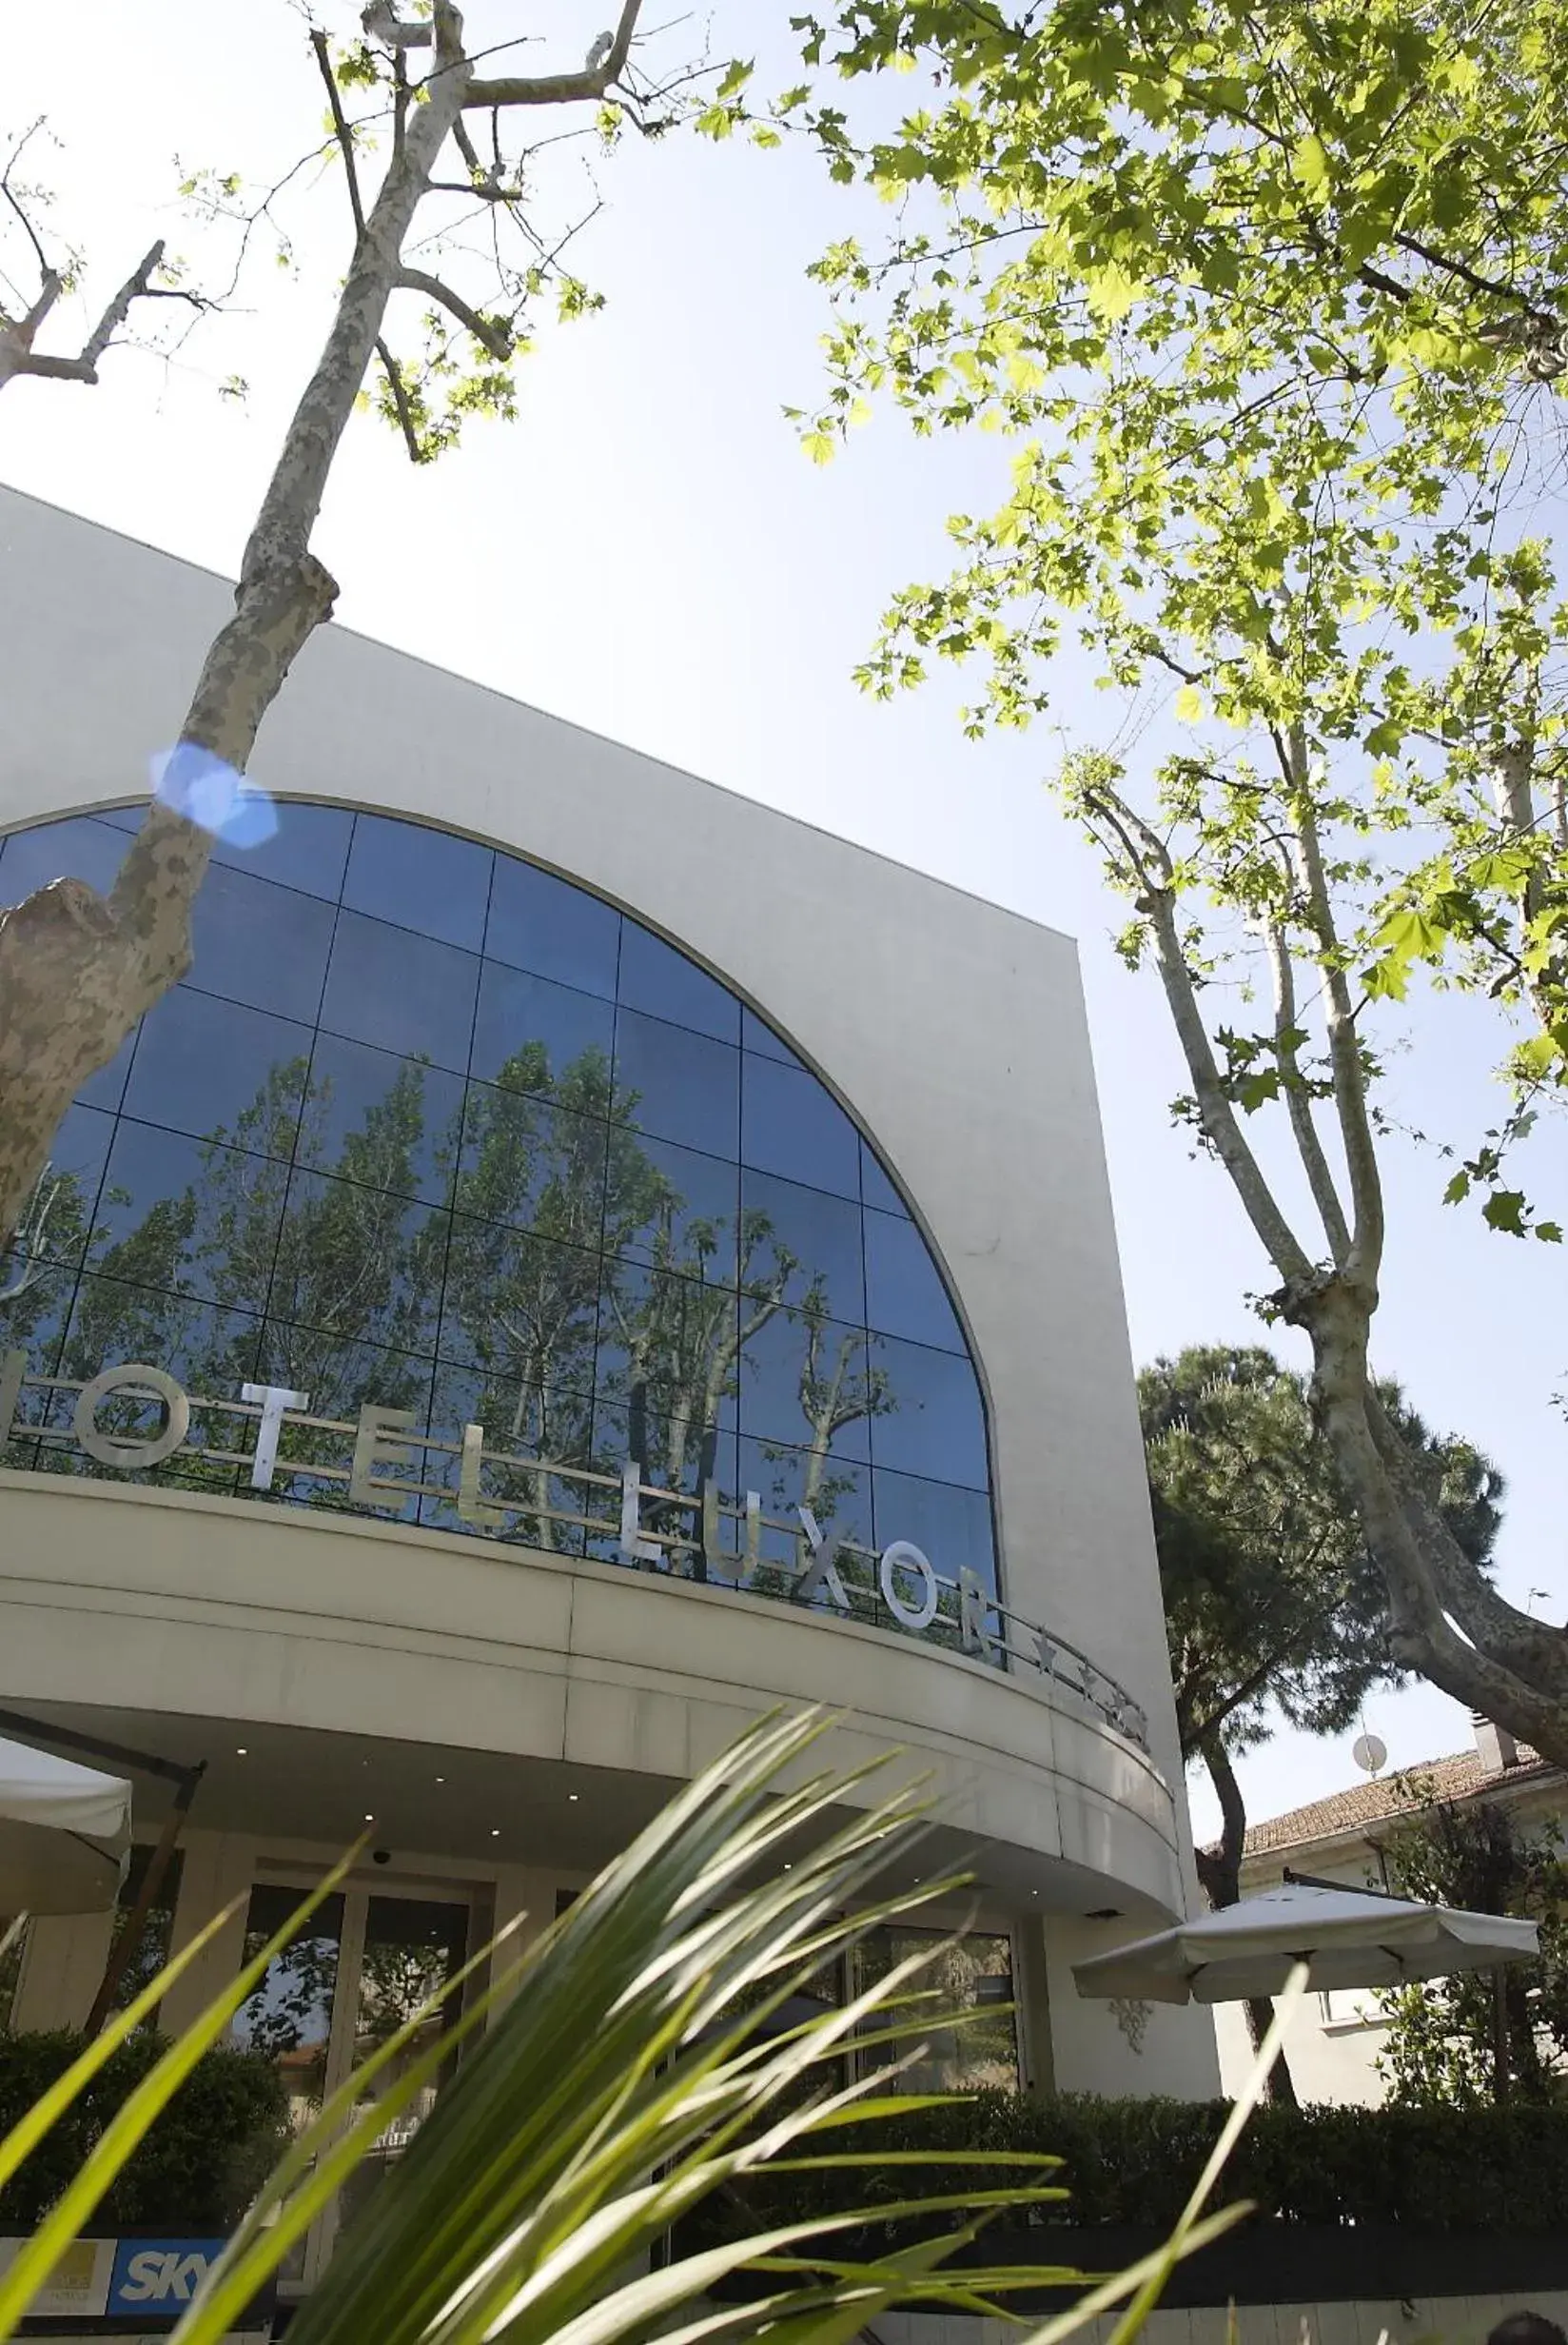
28,1102,115,1270
456,1088,608,1253
741,1169,865,1324
88,1119,289,1310
124,989,311,1153
75,1023,138,1116
485,857,619,998
873,1468,996,1597
733,1436,873,1560
265,1169,447,1356
94,804,142,833
859,1141,910,1219
741,1007,804,1070
0,815,128,897
423,1362,597,1551
0,1271,73,1457
597,1402,735,1498
737,1309,874,1462
865,1209,964,1351
62,1275,264,1416
298,1034,461,1208
595,1259,738,1423
212,801,353,900
343,816,491,952
618,1135,738,1288
433,1358,597,1464
320,910,478,1072
258,1323,435,1432
187,861,336,1025
741,1057,858,1200
617,926,739,1044
471,963,616,1099
614,1009,738,1158
440,1215,599,1393
868,1335,989,1488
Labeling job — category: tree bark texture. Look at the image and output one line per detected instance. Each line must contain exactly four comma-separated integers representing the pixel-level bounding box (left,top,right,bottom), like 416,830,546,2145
0,16,473,1255
1195,1737,1298,2108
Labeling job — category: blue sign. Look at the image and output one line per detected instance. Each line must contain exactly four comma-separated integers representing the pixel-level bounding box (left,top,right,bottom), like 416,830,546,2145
108,2237,226,2317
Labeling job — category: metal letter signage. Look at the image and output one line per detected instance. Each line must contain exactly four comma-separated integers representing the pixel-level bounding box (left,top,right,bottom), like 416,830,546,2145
0,1348,1153,1751
878,1539,939,1631
349,1404,420,1508
73,1365,190,1470
794,1506,853,1613
241,1383,310,1492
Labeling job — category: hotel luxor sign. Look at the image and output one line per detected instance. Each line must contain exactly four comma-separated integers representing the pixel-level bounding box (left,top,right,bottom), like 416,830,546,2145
0,1350,1149,1748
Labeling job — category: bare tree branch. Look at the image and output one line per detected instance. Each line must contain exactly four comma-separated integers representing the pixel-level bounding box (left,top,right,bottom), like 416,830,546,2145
466,0,643,108
1264,916,1351,1266
312,29,367,240
0,236,170,387
397,266,511,359
1084,781,1318,1289
1281,723,1384,1284
78,241,172,371
362,0,433,49
0,137,51,285
376,334,422,461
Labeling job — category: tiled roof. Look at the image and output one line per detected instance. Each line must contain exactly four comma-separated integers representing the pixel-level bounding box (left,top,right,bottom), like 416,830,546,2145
1238,1743,1558,1858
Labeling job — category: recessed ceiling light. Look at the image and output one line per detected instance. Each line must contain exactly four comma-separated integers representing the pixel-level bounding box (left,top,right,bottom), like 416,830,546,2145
363,1813,374,1823
782,1862,792,1871
435,1776,445,1784
491,1828,500,1838
235,1747,247,1757
567,1792,578,1803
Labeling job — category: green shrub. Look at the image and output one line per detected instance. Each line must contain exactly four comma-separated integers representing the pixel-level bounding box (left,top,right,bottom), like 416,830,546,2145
691,2089,1568,2254
0,2032,287,2231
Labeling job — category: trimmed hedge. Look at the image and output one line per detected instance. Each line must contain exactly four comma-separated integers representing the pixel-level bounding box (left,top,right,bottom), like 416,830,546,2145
692,2090,1568,2248
0,2031,288,2231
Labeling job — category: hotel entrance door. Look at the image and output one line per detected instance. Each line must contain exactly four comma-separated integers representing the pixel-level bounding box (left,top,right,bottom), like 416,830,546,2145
230,1876,472,2292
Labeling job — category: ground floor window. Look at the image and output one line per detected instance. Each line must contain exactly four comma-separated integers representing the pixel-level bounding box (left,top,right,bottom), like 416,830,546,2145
853,1925,1018,2094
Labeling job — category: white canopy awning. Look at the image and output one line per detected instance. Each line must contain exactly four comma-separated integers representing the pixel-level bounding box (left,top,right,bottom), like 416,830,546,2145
1072,1881,1539,2005
0,1734,132,1916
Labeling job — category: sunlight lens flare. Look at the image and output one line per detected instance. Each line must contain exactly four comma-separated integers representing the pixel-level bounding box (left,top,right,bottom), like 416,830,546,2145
150,743,278,847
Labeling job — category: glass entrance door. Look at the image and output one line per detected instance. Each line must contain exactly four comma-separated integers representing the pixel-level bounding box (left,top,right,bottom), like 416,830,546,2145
231,1878,471,2292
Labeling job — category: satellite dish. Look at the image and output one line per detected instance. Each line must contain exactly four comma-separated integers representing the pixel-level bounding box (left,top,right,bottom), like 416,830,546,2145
1352,1732,1387,1777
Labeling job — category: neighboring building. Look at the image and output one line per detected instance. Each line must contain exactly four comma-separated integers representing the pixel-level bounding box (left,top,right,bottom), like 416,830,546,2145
0,485,1219,2292
1213,1717,1562,2104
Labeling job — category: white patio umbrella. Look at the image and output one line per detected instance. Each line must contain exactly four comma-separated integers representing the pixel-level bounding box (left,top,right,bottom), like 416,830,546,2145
0,1733,132,1916
1071,1879,1539,2005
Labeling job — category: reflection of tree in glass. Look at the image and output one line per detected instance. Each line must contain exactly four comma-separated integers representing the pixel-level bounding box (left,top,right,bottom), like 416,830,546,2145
231,1925,341,2130
251,1060,450,1415
21,1029,909,1567
338,1903,467,2235
0,1139,105,1462
853,1927,1016,2095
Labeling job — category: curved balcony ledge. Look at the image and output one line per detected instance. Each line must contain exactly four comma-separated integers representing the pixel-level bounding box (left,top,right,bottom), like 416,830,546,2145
0,1469,1186,1920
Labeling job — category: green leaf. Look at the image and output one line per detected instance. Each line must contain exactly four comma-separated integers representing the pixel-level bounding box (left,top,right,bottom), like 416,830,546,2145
715,57,754,100
1442,1170,1472,1205
1175,684,1205,723
1481,1189,1529,1235
1291,133,1331,200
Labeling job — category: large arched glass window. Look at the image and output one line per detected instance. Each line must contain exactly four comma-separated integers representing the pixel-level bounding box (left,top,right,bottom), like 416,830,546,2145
0,804,997,1608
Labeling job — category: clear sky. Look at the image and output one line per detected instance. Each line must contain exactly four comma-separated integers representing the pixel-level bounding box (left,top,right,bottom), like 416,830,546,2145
7,1,1565,1847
